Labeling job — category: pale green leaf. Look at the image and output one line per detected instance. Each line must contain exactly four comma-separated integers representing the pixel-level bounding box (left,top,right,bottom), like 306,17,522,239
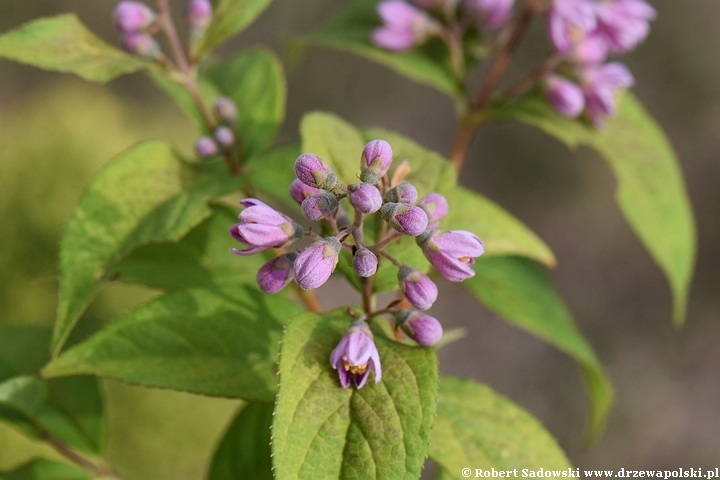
44,287,303,402
0,458,91,480
463,256,613,441
107,205,268,289
0,14,147,82
307,0,462,99
205,48,287,158
429,377,571,472
272,309,438,480
54,142,243,355
198,0,274,54
493,93,696,325
208,403,273,480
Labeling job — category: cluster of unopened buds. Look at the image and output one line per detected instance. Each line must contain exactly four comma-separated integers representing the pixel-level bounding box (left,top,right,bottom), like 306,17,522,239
111,0,213,58
229,140,484,388
372,0,655,128
195,97,239,158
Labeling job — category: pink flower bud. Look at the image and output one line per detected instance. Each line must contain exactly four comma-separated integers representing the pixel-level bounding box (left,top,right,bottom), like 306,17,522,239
214,96,238,125
294,237,342,290
214,126,235,148
195,136,218,158
381,203,429,237
353,248,379,277
384,182,418,204
417,229,484,282
301,193,339,221
330,320,382,388
580,62,634,128
595,0,656,55
348,183,383,214
396,310,443,346
187,0,213,30
122,32,161,58
112,2,156,32
294,154,338,191
544,74,585,118
418,192,448,227
359,139,393,184
256,253,296,294
289,179,321,205
547,0,597,54
372,1,441,52
229,199,302,256
398,266,438,310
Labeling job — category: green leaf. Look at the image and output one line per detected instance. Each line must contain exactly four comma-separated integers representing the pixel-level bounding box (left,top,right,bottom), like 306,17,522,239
198,0,274,55
208,403,273,480
107,205,268,289
205,48,287,159
0,458,91,480
54,141,243,356
442,186,556,267
0,326,105,455
0,375,104,455
245,143,301,210
148,69,220,131
493,93,696,325
44,286,303,402
272,309,438,479
463,256,613,441
307,0,462,99
0,14,147,82
429,377,571,473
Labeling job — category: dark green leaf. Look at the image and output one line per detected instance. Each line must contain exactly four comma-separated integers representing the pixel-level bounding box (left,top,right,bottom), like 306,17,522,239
209,403,273,480
44,286,303,402
0,458,91,480
493,93,696,325
245,143,301,211
107,205,268,289
0,326,105,455
272,309,438,479
429,377,571,472
205,48,287,158
198,0,274,54
463,256,613,441
0,14,147,82
308,0,462,99
54,142,243,355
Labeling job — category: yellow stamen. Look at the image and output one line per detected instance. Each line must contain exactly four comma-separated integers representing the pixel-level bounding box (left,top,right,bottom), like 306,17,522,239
458,256,472,264
343,359,368,375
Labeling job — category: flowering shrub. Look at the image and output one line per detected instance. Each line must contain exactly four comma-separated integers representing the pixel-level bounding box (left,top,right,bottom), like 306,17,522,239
0,0,695,478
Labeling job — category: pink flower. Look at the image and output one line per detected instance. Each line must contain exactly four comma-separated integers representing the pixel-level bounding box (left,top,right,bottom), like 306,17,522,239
398,266,438,310
417,229,484,281
595,0,656,54
112,2,156,33
256,254,296,294
371,1,441,52
581,62,634,128
395,310,444,346
229,199,301,256
544,74,585,118
359,139,393,184
330,320,382,388
381,203,429,236
548,0,597,55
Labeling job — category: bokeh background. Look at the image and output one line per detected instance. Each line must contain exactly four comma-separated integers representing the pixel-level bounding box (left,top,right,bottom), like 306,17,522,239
1,0,718,478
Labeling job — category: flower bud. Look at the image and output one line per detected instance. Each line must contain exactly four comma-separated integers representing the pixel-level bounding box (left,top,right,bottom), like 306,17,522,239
398,266,437,310
112,2,156,32
359,139,393,184
544,75,585,118
381,203,429,237
301,193,339,221
348,183,383,214
418,192,448,227
353,248,379,277
230,199,303,256
256,253,296,294
384,182,418,204
395,310,443,346
214,96,238,125
417,229,484,282
214,126,235,148
187,0,213,31
294,237,342,290
289,178,321,205
294,153,338,191
122,32,161,58
330,319,381,388
195,136,218,158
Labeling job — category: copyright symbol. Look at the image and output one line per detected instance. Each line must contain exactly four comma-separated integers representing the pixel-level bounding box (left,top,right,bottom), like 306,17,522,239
462,468,472,478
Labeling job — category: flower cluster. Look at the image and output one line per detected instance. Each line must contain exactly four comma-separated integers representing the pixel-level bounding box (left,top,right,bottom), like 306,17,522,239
111,0,213,58
195,97,239,158
372,0,515,52
229,139,484,388
543,0,655,127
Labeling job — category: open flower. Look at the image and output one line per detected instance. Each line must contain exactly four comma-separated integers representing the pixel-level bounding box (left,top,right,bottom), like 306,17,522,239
417,229,484,281
594,0,656,55
330,320,382,388
544,74,585,118
581,61,634,128
548,0,597,55
229,199,302,256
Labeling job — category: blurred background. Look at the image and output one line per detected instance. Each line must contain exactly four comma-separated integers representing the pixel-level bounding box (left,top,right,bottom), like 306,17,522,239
1,0,718,478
